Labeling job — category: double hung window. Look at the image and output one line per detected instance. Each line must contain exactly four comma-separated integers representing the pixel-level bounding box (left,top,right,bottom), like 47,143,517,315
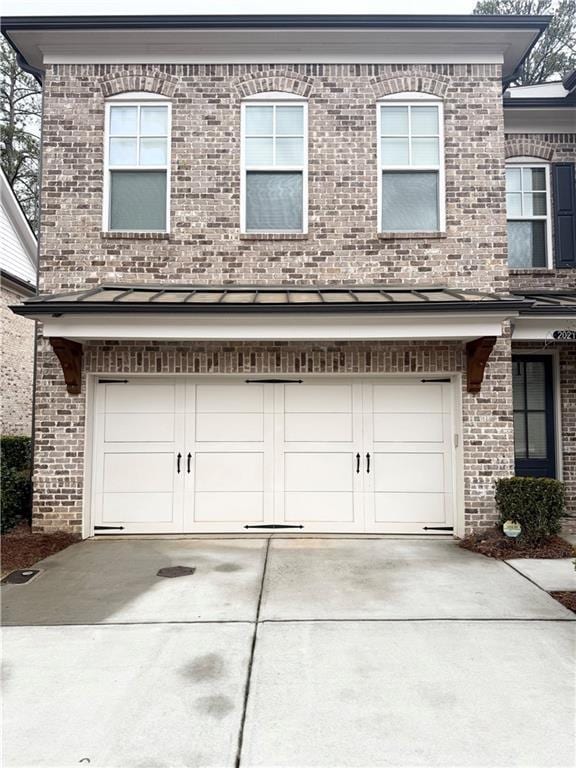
105,99,171,232
506,164,551,268
242,101,307,233
378,101,444,232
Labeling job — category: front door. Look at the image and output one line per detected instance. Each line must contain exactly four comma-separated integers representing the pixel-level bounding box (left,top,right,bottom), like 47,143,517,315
512,355,556,478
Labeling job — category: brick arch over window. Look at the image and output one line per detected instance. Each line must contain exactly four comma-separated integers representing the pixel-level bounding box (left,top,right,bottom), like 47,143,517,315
233,69,314,98
505,138,555,161
99,70,178,98
370,72,450,100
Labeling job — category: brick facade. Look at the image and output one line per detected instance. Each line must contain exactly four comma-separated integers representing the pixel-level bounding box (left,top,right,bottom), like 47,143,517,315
29,61,573,536
1,285,35,436
40,63,509,293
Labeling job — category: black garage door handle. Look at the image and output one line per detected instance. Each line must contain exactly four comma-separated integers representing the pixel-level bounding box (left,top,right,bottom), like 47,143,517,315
366,453,371,474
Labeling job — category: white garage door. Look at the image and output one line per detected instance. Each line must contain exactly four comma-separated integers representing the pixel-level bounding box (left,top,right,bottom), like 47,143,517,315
92,377,455,534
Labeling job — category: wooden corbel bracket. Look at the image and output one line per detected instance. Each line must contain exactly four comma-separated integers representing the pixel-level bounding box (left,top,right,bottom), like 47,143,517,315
50,337,83,395
466,336,497,394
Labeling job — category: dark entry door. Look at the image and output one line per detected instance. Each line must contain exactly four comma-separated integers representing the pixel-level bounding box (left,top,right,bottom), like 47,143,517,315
512,355,556,478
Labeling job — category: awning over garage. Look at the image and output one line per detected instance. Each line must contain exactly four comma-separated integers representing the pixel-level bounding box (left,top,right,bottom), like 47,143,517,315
12,284,531,395
13,284,527,342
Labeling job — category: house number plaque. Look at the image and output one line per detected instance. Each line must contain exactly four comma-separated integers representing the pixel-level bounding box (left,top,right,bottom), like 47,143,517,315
552,330,576,341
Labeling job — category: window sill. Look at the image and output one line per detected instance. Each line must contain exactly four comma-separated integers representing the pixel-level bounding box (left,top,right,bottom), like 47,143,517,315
101,231,170,241
377,231,447,240
240,233,309,241
509,268,556,274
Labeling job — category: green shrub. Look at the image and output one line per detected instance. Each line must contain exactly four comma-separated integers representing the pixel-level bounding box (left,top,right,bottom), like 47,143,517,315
1,436,32,532
495,477,565,544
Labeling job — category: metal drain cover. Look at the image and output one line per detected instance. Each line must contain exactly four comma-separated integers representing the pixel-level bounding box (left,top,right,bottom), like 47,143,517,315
1,569,41,585
157,566,196,578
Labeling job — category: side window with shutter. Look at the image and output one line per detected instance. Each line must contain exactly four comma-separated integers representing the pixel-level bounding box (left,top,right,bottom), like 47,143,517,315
552,162,576,269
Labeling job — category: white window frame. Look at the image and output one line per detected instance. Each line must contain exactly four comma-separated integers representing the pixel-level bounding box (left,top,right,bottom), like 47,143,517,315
103,93,172,233
505,157,553,270
240,95,308,234
377,94,445,234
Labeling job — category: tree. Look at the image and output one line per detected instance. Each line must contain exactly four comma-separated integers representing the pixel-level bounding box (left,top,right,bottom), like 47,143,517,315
474,0,576,85
0,38,42,233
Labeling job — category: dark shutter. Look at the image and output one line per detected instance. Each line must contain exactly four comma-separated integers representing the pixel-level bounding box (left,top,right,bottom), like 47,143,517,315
552,162,576,268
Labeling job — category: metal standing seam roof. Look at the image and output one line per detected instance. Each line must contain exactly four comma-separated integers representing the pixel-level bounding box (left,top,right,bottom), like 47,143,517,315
13,285,531,316
514,291,576,316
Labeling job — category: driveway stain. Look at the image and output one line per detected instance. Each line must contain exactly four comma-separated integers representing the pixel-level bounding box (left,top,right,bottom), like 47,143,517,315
182,653,225,681
194,694,234,719
213,563,243,572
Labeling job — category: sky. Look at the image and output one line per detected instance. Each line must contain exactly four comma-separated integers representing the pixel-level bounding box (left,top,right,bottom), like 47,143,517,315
5,0,478,16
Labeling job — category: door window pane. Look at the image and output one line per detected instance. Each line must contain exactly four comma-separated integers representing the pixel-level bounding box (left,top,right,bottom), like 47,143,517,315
508,221,546,268
110,106,138,135
110,171,167,231
513,413,527,459
246,172,302,231
525,362,546,409
527,412,547,458
512,362,525,410
382,172,438,231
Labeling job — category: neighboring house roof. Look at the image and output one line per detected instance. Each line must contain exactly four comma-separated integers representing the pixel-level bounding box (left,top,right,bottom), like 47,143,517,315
1,14,550,85
0,169,37,293
14,284,530,316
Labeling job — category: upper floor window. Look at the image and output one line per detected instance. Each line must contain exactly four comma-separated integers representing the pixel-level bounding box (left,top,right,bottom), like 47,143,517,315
104,95,171,232
378,98,444,233
241,97,307,233
506,162,551,269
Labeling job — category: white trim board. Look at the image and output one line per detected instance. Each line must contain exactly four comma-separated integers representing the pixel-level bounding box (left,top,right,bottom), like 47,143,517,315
38,312,511,342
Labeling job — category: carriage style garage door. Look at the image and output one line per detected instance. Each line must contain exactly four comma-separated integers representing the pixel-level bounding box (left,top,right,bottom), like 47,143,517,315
91,377,455,534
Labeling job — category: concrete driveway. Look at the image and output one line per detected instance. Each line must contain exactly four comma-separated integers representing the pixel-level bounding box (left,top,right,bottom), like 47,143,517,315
2,538,575,767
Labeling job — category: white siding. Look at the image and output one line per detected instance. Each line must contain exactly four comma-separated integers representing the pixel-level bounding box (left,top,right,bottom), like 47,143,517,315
0,174,37,287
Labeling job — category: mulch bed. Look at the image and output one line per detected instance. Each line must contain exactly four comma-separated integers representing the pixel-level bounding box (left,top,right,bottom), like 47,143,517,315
459,527,575,560
1,522,79,578
550,591,576,614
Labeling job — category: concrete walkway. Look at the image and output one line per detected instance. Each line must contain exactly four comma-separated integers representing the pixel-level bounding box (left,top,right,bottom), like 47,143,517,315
505,557,576,592
2,538,575,767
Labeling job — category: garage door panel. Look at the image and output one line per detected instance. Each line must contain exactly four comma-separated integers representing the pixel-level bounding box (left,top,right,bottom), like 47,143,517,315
284,453,353,492
196,384,264,413
101,493,174,523
284,492,355,522
284,413,352,442
104,383,176,414
372,384,444,413
194,492,264,522
195,413,264,442
374,453,444,493
374,493,446,523
284,384,352,413
194,453,263,492
103,453,175,493
104,413,175,443
373,413,443,443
